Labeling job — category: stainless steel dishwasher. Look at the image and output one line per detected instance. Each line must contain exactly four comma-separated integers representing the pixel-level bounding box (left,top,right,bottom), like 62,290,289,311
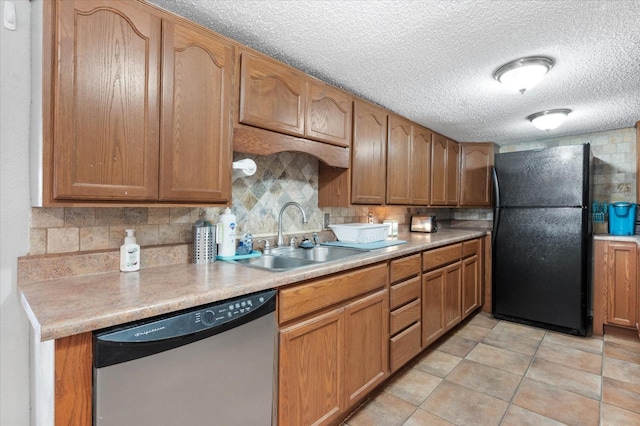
93,289,277,425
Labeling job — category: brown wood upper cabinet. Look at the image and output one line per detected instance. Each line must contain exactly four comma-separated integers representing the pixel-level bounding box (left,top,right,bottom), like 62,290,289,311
49,0,232,204
305,81,352,147
411,126,432,205
239,52,352,147
386,117,432,205
351,100,388,204
459,143,495,207
159,20,233,202
54,0,161,202
386,115,413,204
446,139,461,205
239,52,306,137
431,134,459,206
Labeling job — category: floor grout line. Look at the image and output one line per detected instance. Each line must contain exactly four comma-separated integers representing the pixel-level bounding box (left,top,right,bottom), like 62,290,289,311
345,313,640,426
494,327,548,425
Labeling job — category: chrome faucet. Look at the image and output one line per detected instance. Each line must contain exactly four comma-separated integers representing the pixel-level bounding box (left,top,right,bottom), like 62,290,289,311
257,238,272,255
277,202,308,247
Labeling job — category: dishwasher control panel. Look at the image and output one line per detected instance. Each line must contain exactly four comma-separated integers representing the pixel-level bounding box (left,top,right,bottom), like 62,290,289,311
199,292,270,326
95,289,276,344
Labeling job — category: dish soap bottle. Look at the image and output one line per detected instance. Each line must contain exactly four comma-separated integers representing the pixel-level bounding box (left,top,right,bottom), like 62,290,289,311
120,229,140,272
218,208,237,257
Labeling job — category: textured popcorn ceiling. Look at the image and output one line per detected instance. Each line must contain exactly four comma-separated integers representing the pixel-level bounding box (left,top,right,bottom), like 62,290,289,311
149,0,640,145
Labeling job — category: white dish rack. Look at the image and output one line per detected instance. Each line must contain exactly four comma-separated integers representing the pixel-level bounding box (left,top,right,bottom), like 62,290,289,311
329,223,389,243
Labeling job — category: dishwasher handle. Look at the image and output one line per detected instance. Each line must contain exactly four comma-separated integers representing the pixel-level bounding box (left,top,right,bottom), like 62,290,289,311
94,289,276,368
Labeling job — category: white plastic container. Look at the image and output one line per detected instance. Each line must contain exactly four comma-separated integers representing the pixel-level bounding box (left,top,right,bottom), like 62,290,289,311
217,208,237,257
119,229,140,272
329,223,389,243
382,219,399,237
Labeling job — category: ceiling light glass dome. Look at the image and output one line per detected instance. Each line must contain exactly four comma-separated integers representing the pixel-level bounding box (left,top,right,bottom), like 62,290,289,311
527,109,572,130
494,56,555,94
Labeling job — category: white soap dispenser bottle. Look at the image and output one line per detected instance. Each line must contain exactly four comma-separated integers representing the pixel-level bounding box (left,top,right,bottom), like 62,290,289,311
218,208,237,257
120,229,140,272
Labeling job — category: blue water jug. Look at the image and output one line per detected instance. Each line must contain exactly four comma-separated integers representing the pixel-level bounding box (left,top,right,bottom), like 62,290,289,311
608,202,637,235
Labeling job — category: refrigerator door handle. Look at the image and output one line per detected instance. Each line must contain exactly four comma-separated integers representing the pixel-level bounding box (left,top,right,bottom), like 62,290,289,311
492,167,500,246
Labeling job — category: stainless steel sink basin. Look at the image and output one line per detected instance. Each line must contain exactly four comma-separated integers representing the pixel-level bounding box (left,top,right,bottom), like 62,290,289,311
233,245,369,271
233,255,316,271
281,246,368,262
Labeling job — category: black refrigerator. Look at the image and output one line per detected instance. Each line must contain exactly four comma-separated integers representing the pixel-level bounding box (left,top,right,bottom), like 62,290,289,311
492,144,592,336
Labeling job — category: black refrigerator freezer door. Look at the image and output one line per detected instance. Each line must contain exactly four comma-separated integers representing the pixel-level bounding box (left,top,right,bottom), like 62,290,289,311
495,145,589,208
493,207,588,334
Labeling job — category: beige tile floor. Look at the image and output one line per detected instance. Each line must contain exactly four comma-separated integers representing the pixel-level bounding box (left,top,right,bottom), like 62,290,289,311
343,313,640,426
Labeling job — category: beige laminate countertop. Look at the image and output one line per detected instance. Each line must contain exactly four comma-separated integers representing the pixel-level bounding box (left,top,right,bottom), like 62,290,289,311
20,228,487,342
593,234,640,244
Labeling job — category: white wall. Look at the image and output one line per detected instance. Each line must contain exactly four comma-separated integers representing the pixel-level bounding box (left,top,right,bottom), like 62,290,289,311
1,1,33,425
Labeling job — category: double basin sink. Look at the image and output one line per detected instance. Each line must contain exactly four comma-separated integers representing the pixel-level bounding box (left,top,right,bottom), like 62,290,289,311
233,245,369,271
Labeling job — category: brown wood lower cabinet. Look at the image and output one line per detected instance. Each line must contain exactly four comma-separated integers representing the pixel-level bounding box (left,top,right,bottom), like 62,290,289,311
422,267,446,347
593,239,639,336
389,254,422,372
344,290,389,408
48,238,486,426
462,254,480,317
443,262,462,329
279,308,344,426
422,239,482,348
278,263,389,426
462,238,482,317
55,332,93,426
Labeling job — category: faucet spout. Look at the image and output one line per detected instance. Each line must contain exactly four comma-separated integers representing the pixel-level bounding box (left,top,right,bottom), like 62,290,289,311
277,202,308,247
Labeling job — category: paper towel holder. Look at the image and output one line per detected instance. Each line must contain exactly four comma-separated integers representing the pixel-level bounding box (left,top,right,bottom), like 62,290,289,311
232,158,257,177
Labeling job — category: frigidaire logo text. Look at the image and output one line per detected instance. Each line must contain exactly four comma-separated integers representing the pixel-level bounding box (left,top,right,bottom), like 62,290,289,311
134,326,166,337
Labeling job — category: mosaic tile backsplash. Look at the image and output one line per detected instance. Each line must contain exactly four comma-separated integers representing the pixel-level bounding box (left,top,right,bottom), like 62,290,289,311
29,127,636,255
29,152,420,255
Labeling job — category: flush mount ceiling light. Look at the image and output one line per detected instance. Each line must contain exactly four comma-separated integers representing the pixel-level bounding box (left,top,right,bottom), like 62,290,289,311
527,109,572,131
494,56,555,94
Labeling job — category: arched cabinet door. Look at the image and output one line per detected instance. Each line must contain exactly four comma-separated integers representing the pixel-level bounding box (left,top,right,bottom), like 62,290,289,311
431,133,448,206
386,114,412,205
459,143,494,207
351,100,388,205
239,52,306,137
411,126,432,205
159,21,233,203
305,81,352,147
54,0,161,201
446,139,460,206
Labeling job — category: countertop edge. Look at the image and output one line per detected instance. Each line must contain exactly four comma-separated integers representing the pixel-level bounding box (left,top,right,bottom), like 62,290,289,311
20,229,488,341
593,234,640,243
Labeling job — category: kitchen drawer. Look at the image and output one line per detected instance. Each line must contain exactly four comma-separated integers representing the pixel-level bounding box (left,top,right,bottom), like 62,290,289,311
389,254,421,284
423,243,462,271
390,276,421,310
390,321,421,372
463,238,480,258
390,298,421,335
279,262,388,324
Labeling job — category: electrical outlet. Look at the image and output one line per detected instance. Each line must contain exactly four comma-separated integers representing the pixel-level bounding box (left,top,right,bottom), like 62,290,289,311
323,213,330,229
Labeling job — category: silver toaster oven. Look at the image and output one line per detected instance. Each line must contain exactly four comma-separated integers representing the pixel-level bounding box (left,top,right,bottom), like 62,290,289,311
410,216,438,233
